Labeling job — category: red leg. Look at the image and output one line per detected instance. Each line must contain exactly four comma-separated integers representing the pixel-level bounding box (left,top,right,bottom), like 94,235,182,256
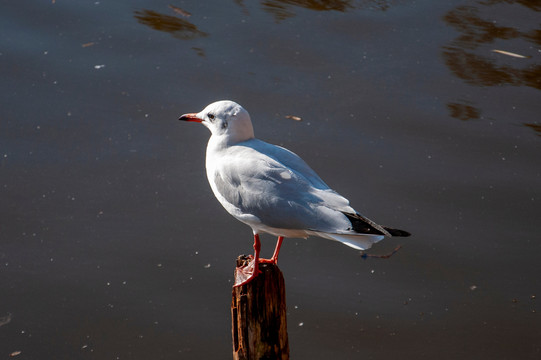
272,236,284,263
252,234,261,268
260,236,284,264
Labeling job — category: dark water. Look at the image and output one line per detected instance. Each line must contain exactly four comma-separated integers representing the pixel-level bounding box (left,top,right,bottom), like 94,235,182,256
1,0,540,359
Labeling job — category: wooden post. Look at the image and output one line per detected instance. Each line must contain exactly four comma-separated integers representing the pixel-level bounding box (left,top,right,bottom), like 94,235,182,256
231,256,289,360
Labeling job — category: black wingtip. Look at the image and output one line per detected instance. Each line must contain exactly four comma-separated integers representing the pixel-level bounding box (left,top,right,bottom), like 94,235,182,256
343,212,387,235
383,227,411,237
343,212,411,237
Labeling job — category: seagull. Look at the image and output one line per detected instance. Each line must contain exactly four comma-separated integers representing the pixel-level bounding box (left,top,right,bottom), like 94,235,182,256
179,100,410,286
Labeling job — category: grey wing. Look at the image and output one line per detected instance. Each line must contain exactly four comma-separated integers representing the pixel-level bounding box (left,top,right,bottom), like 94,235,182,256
247,139,330,190
214,142,354,232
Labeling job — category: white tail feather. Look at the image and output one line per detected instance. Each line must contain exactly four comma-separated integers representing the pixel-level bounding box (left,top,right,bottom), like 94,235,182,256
310,231,384,251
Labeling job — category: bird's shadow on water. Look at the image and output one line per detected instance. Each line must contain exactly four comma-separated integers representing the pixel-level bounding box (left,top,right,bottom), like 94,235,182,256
360,245,402,259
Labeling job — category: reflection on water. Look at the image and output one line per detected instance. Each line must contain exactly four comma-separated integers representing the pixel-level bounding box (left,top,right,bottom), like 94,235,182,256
260,0,353,20
235,0,395,21
443,4,541,89
442,2,541,130
134,9,208,40
191,47,206,57
447,101,481,121
482,0,541,12
524,122,541,136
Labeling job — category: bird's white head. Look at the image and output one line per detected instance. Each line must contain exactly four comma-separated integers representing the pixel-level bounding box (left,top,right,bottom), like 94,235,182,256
179,100,254,144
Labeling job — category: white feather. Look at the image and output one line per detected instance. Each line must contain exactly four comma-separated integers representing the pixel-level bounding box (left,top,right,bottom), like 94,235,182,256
182,100,402,252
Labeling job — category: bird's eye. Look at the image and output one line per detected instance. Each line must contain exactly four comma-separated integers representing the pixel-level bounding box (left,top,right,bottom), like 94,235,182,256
208,113,215,120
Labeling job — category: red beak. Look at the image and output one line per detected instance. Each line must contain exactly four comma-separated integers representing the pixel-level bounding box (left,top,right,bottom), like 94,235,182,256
178,113,202,122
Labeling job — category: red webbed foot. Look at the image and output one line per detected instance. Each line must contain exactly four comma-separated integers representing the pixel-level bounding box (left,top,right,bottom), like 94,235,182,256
233,235,284,287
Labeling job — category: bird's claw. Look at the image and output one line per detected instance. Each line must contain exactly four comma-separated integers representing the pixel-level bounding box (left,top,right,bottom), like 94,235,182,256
233,258,261,287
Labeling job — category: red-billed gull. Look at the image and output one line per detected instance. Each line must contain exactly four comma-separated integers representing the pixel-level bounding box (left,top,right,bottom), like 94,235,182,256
179,100,410,286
